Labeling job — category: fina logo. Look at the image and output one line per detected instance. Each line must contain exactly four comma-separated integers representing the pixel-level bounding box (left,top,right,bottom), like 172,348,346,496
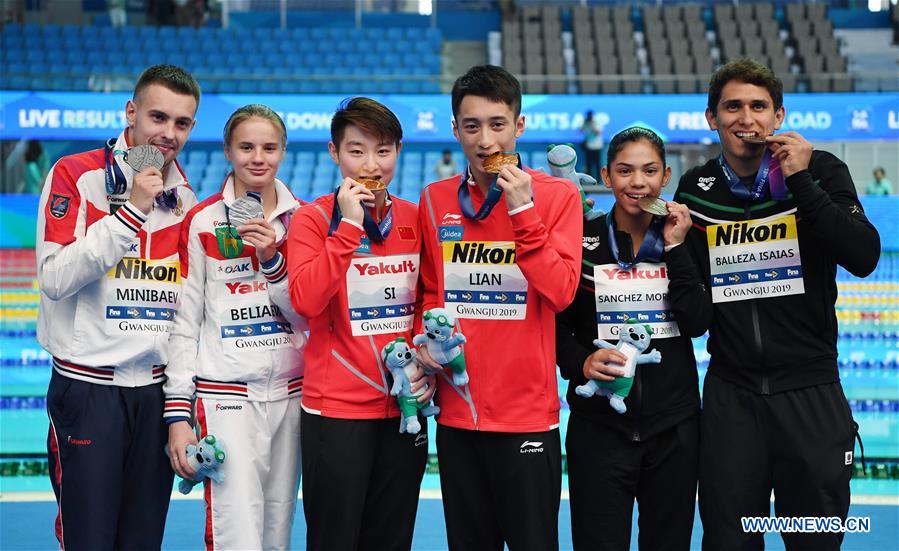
520,440,544,454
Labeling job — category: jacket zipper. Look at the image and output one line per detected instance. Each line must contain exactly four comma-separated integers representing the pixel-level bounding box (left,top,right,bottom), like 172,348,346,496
744,204,768,394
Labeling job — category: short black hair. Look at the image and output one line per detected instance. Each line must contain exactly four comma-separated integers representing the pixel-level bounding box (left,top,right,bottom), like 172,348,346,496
707,58,782,116
133,64,201,105
606,127,667,169
330,97,403,151
451,65,522,119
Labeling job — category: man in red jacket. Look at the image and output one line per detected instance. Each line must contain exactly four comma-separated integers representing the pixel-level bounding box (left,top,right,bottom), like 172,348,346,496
417,65,583,550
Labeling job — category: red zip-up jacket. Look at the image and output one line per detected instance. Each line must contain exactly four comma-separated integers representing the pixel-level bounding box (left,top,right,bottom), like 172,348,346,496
287,193,422,418
418,169,582,432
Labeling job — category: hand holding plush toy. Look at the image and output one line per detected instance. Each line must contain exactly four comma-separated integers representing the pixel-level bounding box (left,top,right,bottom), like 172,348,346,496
575,320,661,413
166,434,227,494
382,337,440,434
413,308,468,386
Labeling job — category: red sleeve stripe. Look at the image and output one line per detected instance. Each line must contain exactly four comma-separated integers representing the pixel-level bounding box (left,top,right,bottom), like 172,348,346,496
114,204,146,234
261,253,287,283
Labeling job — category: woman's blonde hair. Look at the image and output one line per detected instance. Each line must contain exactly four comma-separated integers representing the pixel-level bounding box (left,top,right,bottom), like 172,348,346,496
223,104,287,148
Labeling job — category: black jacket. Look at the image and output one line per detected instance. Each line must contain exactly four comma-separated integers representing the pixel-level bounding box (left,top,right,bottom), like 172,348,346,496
555,210,706,442
674,151,880,395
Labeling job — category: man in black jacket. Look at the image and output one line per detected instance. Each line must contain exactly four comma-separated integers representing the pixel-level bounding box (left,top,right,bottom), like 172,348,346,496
674,58,880,550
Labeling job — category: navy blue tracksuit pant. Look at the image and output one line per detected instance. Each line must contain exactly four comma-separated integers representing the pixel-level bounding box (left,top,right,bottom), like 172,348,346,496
46,370,174,550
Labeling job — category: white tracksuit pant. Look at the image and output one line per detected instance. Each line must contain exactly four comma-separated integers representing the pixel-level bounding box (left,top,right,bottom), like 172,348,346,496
197,396,301,550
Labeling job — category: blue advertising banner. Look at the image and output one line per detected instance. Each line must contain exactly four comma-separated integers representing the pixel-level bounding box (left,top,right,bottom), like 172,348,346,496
2,91,897,143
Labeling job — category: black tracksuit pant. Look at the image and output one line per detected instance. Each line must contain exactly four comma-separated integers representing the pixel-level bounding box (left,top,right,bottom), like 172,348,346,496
566,412,699,550
437,424,562,551
699,373,857,551
300,411,427,551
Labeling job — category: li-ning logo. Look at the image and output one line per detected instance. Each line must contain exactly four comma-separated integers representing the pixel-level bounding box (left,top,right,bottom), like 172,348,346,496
697,176,715,191
67,436,92,446
583,236,601,251
442,212,463,226
215,403,243,411
845,451,853,465
414,433,427,447
520,440,544,454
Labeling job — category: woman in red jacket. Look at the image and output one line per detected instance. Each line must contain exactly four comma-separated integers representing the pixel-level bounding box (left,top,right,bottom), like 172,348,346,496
286,97,434,551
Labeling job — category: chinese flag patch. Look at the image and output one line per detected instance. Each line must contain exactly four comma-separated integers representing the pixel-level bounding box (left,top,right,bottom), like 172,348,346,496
397,226,416,241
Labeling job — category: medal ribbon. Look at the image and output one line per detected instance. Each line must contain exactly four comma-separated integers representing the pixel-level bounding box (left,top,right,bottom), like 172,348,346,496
327,188,393,242
718,150,787,201
606,207,665,270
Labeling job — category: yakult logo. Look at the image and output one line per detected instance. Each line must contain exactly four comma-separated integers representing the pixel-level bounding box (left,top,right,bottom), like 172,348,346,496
601,266,668,280
353,260,417,276
226,280,268,294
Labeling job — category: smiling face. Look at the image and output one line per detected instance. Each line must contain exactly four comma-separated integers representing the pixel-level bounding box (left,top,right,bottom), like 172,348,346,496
706,80,785,176
329,124,400,198
452,95,525,186
223,117,285,193
601,138,671,220
125,83,197,170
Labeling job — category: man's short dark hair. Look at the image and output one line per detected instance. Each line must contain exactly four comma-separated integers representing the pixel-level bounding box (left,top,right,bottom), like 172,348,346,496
707,58,783,116
330,97,403,150
133,64,201,105
451,65,522,119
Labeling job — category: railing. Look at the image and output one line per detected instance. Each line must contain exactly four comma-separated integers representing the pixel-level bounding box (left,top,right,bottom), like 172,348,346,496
80,71,899,94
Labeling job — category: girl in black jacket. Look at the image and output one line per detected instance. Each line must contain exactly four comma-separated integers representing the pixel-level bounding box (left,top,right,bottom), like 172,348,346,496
556,127,710,550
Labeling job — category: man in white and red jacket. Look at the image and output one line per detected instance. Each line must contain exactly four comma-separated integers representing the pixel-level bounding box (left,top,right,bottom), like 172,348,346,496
417,65,583,551
36,65,200,550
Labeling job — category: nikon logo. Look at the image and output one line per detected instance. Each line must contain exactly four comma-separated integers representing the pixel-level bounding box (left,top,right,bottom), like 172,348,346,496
451,242,516,264
715,221,787,247
111,258,180,283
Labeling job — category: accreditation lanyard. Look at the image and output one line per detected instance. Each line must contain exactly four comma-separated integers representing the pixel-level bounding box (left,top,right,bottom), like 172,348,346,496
327,188,393,242
606,207,665,270
457,154,524,220
718,150,787,201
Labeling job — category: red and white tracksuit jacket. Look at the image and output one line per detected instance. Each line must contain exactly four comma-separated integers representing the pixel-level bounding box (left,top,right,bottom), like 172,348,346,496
163,175,308,550
287,193,422,419
418,168,583,432
163,175,307,418
36,130,197,385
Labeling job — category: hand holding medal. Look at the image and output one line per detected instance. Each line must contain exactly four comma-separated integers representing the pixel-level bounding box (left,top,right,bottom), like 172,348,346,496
127,145,166,215
228,191,264,227
231,192,277,263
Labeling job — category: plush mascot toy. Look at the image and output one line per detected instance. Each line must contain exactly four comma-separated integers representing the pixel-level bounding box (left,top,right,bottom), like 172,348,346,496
167,433,227,494
546,143,603,220
382,337,440,434
575,320,662,413
413,308,468,386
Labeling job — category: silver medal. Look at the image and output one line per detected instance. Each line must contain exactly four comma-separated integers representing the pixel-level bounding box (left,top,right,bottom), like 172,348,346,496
229,195,264,227
637,196,668,216
124,145,165,172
